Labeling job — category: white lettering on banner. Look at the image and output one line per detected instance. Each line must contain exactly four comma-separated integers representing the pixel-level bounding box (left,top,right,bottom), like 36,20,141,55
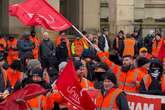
143,103,154,110
67,86,80,104
135,103,142,110
128,102,154,110
128,102,135,110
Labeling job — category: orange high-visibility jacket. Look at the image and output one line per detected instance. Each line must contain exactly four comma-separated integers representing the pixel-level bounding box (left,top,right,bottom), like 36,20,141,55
80,37,89,49
80,77,94,89
30,36,40,59
143,74,165,93
6,68,22,89
71,38,84,57
55,36,71,57
7,38,19,65
98,51,145,93
27,95,47,110
96,88,123,110
0,38,7,52
123,38,136,57
152,38,164,58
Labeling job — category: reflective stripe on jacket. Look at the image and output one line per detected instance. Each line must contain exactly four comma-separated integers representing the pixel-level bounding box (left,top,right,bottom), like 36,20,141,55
96,88,123,110
27,95,46,110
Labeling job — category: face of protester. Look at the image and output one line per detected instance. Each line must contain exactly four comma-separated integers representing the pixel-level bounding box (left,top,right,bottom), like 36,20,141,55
122,57,132,67
119,32,123,38
43,33,49,40
94,67,106,73
104,31,109,36
60,32,66,38
81,60,88,78
76,66,85,78
32,74,42,82
139,51,147,57
103,79,114,91
155,35,161,41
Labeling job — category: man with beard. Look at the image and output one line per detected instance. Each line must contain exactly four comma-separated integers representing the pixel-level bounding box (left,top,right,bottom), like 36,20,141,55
139,59,165,95
98,51,145,93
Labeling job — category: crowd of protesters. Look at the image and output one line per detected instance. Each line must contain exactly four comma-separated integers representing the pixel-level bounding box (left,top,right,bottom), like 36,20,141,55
0,28,164,110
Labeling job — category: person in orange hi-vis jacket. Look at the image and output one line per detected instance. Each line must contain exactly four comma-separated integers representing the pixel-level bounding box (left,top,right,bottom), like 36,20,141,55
97,50,145,93
152,33,164,59
27,68,48,110
29,31,40,59
6,60,23,92
7,35,19,65
96,70,129,110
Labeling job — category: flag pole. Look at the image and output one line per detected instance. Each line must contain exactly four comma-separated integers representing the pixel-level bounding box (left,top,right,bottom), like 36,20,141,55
71,25,100,51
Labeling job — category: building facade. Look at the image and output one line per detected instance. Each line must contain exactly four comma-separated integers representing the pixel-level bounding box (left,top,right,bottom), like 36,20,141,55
0,0,165,36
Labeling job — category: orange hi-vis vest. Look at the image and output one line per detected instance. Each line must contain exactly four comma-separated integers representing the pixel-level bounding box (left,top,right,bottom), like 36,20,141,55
98,51,145,93
96,88,123,110
0,38,7,52
27,95,47,110
123,38,136,57
143,74,165,93
55,36,71,57
71,39,84,57
80,77,94,89
6,68,22,89
30,36,40,59
152,38,164,58
7,39,19,65
80,38,89,49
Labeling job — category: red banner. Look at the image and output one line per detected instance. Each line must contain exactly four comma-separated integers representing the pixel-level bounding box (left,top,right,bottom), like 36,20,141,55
0,84,47,110
56,60,96,110
127,93,161,110
9,0,72,31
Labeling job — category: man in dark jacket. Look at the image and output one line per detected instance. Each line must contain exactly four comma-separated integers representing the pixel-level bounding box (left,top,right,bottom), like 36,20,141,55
98,29,111,52
139,58,164,95
144,30,155,53
113,30,125,57
39,32,57,69
17,32,33,67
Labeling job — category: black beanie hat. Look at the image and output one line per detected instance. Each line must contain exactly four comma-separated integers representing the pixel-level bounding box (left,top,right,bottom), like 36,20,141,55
10,60,22,71
149,58,163,73
73,60,83,70
95,62,109,71
137,57,150,67
103,69,117,85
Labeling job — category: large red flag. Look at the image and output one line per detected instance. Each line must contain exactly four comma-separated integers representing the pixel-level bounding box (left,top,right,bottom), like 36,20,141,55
9,0,72,31
0,84,47,110
56,60,96,110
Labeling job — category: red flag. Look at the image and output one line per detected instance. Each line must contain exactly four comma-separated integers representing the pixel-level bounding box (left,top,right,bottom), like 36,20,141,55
56,60,96,110
0,84,47,110
9,0,72,31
